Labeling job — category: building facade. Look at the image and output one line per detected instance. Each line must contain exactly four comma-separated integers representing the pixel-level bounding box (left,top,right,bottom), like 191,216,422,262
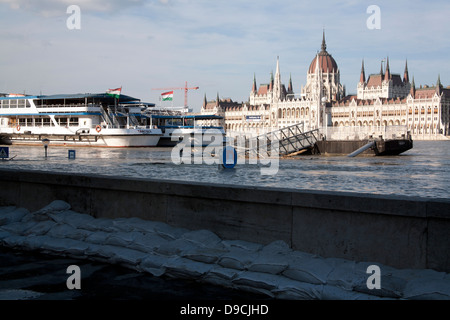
201,33,450,140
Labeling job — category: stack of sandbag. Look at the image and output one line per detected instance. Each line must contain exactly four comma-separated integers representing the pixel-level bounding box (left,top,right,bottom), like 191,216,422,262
1,201,450,300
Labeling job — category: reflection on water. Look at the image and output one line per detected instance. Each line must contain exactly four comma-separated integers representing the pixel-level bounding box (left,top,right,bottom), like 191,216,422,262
1,141,449,199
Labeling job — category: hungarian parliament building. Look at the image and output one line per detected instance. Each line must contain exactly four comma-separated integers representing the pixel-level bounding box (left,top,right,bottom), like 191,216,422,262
201,33,449,140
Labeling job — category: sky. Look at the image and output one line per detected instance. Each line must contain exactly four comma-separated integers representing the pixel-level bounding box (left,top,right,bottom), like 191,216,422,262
0,0,449,112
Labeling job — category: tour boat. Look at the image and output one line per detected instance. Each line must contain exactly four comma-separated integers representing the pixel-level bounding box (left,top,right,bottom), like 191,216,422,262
143,113,225,147
0,93,162,147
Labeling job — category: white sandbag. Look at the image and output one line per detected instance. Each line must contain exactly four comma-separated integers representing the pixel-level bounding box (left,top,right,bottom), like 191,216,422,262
112,217,168,233
35,236,89,256
403,277,450,300
321,284,385,300
182,229,223,248
126,232,169,253
47,210,95,228
207,266,241,281
22,220,56,236
110,246,149,268
154,223,188,241
35,200,71,214
0,230,12,241
22,200,71,222
221,239,263,252
273,277,324,300
183,247,228,264
84,243,118,260
104,231,142,248
248,241,292,275
201,274,234,289
352,261,406,298
232,271,281,291
325,259,366,291
84,231,110,245
81,217,118,232
139,253,175,276
46,223,92,241
164,257,214,279
155,238,200,257
1,220,39,235
218,246,259,271
201,267,240,288
231,284,274,298
0,207,29,226
1,234,27,248
21,235,53,251
283,252,334,285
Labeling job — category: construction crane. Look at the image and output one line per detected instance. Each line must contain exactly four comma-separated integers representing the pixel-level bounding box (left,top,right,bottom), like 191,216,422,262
152,81,199,107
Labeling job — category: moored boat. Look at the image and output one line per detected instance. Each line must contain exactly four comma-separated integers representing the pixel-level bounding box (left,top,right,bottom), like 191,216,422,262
0,93,162,147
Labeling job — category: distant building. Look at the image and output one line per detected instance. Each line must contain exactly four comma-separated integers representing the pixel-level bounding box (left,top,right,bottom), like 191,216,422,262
201,32,449,140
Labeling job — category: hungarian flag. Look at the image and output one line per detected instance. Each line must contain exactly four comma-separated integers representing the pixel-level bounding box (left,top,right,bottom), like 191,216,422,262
106,87,122,98
161,91,174,101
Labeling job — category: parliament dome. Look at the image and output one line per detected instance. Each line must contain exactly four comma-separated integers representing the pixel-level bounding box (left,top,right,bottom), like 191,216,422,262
308,32,338,74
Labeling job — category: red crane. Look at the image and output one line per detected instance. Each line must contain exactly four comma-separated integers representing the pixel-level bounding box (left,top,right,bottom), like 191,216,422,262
152,81,199,107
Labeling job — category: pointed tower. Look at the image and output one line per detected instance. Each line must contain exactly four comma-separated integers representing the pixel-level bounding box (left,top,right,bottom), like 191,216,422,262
360,59,366,83
269,71,274,91
202,93,207,109
288,73,293,94
403,60,409,83
384,57,391,81
321,29,327,53
410,76,416,97
436,74,443,95
273,56,282,101
216,92,220,108
252,73,257,93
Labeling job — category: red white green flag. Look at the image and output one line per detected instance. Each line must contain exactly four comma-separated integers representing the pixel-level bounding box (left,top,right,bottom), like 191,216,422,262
161,91,174,101
106,87,122,98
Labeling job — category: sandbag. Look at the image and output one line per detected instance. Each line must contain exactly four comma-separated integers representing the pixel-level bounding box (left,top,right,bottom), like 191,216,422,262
0,207,29,226
283,252,334,285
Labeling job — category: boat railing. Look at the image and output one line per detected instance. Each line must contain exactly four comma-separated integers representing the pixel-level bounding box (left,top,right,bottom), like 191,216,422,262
325,125,409,140
36,103,102,109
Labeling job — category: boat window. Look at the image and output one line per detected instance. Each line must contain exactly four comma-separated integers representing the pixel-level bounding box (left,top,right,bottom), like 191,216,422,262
69,117,79,126
18,100,26,108
42,118,51,126
9,100,17,108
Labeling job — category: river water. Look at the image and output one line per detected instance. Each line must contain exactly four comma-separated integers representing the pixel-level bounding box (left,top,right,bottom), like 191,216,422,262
1,140,449,199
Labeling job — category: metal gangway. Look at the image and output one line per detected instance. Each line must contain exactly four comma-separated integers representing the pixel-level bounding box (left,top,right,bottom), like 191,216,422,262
244,123,320,158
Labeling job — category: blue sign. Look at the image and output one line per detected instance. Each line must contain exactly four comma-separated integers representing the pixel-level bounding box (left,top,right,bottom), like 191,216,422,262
68,150,76,159
0,147,9,159
222,146,237,169
246,115,261,122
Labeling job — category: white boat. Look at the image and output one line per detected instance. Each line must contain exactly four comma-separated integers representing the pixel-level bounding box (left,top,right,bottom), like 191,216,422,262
0,93,162,147
141,113,225,147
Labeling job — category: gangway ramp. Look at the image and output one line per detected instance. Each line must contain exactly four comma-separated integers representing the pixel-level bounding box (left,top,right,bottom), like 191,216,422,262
245,123,320,157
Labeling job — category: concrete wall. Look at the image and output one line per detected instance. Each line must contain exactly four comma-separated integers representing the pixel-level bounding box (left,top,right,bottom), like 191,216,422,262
1,168,449,272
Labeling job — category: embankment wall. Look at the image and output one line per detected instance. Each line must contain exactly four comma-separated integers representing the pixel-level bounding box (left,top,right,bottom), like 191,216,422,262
0,169,449,272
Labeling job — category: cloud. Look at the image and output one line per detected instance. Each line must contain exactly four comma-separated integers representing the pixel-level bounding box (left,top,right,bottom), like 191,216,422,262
0,0,152,16
0,0,449,109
